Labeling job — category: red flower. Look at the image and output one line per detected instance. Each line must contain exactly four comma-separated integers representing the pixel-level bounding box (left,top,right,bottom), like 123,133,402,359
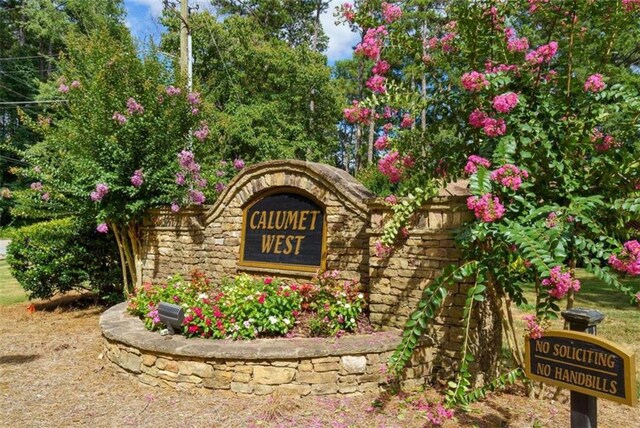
257,293,266,304
264,277,273,285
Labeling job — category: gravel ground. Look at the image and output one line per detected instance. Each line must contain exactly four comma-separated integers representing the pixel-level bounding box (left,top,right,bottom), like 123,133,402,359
1,295,638,428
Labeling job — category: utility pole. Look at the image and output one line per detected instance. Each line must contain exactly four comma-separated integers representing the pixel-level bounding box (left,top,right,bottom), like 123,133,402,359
180,0,191,89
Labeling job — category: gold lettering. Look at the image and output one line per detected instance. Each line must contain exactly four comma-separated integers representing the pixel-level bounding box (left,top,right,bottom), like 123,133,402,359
274,211,286,230
257,212,267,229
267,211,275,229
536,340,550,354
308,210,321,230
250,211,260,229
553,344,560,356
283,235,295,255
297,210,309,230
293,235,305,255
285,211,299,230
261,235,276,253
273,235,285,254
609,381,618,395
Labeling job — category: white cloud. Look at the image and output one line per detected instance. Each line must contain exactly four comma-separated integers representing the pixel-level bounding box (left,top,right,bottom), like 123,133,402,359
321,0,359,61
129,0,164,17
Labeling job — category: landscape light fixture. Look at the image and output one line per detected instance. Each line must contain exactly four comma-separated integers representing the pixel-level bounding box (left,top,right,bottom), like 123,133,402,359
157,301,185,335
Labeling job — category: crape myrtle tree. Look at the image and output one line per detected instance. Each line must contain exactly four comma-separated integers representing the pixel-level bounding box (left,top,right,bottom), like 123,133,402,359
19,27,219,295
340,0,640,405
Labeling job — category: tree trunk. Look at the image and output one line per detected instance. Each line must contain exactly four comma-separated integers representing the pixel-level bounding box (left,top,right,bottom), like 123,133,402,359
111,221,143,296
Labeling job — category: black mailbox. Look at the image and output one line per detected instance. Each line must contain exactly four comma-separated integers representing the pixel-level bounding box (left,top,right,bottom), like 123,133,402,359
157,301,185,334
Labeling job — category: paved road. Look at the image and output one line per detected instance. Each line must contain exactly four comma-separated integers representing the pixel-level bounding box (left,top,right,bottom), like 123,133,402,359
0,239,10,259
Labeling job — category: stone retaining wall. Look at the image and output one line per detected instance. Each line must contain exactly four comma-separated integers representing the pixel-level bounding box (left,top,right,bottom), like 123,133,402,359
101,303,434,395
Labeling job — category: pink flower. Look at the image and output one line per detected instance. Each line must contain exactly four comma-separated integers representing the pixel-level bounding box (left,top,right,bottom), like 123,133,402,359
622,0,640,12
187,92,201,105
584,74,606,93
341,3,355,21
384,194,397,205
608,240,640,275
508,37,529,52
355,26,388,60
526,41,558,64
112,112,127,125
382,2,402,23
166,85,181,96
257,293,266,304
545,212,557,228
189,190,206,205
490,164,528,191
126,97,144,115
130,169,144,187
372,60,390,75
467,193,506,222
343,100,371,125
194,123,209,141
400,113,414,129
30,182,43,191
523,315,544,339
175,173,186,186
464,155,491,174
374,240,392,257
58,84,69,93
366,75,386,94
383,122,394,133
96,223,109,234
41,192,50,201
461,71,489,92
171,201,180,213
541,266,581,299
215,182,226,193
468,109,487,128
233,158,245,170
482,117,506,137
70,80,81,89
378,150,403,183
90,183,109,202
374,135,388,150
492,92,519,113
264,277,273,285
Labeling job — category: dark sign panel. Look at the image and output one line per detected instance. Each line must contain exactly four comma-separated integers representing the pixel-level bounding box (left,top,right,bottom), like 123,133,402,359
239,191,326,272
525,330,637,406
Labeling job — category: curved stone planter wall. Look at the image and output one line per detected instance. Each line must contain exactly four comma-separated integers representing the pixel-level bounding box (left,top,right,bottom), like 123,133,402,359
101,303,433,396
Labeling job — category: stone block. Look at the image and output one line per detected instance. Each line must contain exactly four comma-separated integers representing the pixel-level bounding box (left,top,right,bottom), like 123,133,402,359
141,354,157,367
203,370,233,389
119,351,142,374
298,362,314,372
253,366,296,385
296,371,338,384
314,362,340,372
138,373,160,387
338,385,358,394
311,356,339,364
340,356,367,374
230,382,253,394
232,372,252,383
311,383,338,395
358,382,380,393
156,358,179,373
276,384,312,396
253,384,275,395
179,361,214,378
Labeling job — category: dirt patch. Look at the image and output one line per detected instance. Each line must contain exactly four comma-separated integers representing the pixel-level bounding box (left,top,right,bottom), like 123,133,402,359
1,295,638,427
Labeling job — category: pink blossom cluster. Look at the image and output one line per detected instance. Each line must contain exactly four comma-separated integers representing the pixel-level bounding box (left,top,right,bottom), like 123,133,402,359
341,3,355,22
482,117,506,137
112,112,127,125
461,71,489,92
187,91,201,105
146,305,161,325
384,194,397,205
485,62,519,74
343,100,371,125
382,105,395,118
400,113,414,129
528,0,550,13
377,150,403,183
490,164,529,191
233,158,245,170
622,0,640,12
90,183,109,202
372,60,390,75
193,122,209,141
426,32,456,53
608,240,640,275
467,193,506,222
492,92,519,113
374,134,388,150
71,80,81,89
523,315,544,339
591,129,617,152
58,83,69,93
382,2,402,23
504,27,529,53
545,212,557,228
126,97,144,115
189,189,206,205
175,150,207,206
355,26,388,60
130,169,144,187
542,266,581,299
366,75,386,94
525,41,558,65
464,155,491,174
30,181,43,191
96,223,109,234
584,73,606,93
166,85,181,96
374,240,392,258
411,399,454,426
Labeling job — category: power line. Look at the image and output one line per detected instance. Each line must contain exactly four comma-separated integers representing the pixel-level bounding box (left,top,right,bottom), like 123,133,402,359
0,100,66,106
0,155,29,166
0,70,40,91
0,54,58,61
0,82,32,100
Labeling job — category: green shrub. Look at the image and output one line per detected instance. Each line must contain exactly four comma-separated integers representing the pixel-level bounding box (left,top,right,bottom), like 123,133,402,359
6,217,121,300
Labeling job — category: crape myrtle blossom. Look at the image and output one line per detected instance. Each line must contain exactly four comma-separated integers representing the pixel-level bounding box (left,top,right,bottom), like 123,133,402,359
608,240,640,275
41,192,50,201
96,223,109,234
112,112,127,125
341,3,355,22
355,26,388,60
541,266,580,299
372,60,390,75
523,315,544,339
166,85,181,96
233,158,245,170
382,2,402,23
467,193,506,222
126,97,144,115
130,169,144,187
193,122,209,141
58,83,69,93
622,0,640,12
584,74,606,93
90,183,109,202
374,134,389,150
525,41,558,65
343,100,371,125
378,150,403,183
469,109,487,128
400,113,414,129
492,92,519,113
187,92,201,105
461,71,489,92
30,182,43,191
504,27,529,53
366,75,386,94
464,155,491,174
482,117,506,137
490,164,529,191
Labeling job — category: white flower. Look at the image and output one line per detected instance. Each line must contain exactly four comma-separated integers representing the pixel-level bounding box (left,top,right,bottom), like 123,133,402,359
198,293,208,300
344,303,351,309
245,295,254,301
268,316,278,324
350,318,355,324
283,318,290,325
358,293,364,299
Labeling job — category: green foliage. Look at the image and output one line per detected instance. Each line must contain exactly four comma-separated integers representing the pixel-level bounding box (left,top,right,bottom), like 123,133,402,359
6,217,121,299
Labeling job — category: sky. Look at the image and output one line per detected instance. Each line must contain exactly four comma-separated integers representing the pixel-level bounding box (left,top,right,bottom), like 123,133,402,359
123,0,359,62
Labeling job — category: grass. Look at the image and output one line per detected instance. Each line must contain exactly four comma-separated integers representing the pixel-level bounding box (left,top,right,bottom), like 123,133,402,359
0,259,27,306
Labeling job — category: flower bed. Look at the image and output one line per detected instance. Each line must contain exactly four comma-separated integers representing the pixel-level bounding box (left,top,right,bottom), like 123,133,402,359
127,270,368,340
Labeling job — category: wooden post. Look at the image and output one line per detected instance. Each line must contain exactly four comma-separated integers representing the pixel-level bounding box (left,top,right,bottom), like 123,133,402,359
561,308,605,428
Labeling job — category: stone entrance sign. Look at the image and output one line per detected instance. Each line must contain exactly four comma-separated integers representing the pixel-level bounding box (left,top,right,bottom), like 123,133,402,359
240,190,326,272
